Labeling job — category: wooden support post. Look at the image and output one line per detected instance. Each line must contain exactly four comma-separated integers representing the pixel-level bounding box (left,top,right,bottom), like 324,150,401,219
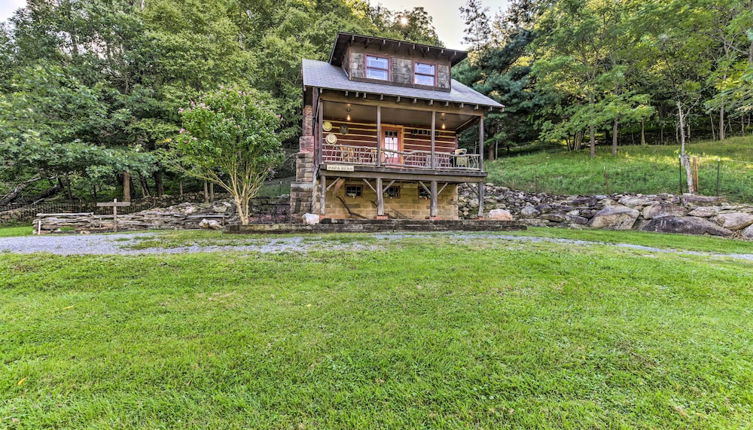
477,182,485,218
430,180,438,218
319,173,326,215
431,110,436,168
376,177,385,218
376,105,382,167
479,115,485,172
113,199,118,233
317,100,323,166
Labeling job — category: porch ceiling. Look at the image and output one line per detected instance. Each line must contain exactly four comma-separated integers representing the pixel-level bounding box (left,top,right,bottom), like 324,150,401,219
323,101,477,131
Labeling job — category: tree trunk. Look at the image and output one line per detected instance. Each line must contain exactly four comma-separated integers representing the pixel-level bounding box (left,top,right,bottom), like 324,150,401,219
640,120,646,145
589,125,596,159
203,181,209,203
122,172,132,202
719,103,726,140
234,196,249,225
660,121,665,145
209,183,215,201
575,130,583,150
31,183,63,204
710,114,716,141
677,101,695,193
0,176,42,206
611,118,618,155
179,181,184,198
153,169,164,197
139,175,150,198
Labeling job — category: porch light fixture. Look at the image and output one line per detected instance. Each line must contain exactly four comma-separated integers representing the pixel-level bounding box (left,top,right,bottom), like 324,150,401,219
346,105,352,122
441,123,446,130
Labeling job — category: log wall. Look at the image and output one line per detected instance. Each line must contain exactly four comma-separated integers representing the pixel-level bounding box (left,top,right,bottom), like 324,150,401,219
325,120,457,153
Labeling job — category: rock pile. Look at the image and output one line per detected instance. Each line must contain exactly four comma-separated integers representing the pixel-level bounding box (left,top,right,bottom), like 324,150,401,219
459,183,753,238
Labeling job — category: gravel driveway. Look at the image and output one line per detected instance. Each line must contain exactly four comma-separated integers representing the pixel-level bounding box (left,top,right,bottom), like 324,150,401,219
1,231,753,261
0,233,363,255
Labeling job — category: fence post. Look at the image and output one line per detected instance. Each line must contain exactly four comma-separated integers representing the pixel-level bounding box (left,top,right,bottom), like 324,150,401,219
716,159,721,197
691,156,700,193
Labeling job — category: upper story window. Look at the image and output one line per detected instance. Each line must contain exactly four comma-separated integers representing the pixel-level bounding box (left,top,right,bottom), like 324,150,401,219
366,55,389,80
414,62,436,86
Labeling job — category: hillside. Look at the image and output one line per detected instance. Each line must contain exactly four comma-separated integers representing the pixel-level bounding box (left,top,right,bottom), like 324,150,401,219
486,137,753,202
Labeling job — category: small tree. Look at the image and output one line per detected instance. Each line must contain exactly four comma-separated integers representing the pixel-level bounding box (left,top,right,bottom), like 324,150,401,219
175,87,284,225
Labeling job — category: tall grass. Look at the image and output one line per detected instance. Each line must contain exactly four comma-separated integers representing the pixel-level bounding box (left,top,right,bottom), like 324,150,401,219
487,136,753,200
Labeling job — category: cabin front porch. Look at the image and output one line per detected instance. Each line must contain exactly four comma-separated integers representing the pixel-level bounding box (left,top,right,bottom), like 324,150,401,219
314,99,485,174
291,92,490,221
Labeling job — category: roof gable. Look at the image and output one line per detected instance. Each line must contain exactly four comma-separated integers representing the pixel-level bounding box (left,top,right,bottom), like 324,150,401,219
329,32,467,68
302,59,503,109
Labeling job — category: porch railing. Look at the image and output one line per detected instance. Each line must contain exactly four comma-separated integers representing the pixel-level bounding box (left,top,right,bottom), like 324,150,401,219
321,144,482,171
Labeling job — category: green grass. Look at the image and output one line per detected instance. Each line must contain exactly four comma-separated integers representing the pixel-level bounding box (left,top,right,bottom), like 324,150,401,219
2,231,753,428
512,226,753,254
0,226,33,238
487,136,753,201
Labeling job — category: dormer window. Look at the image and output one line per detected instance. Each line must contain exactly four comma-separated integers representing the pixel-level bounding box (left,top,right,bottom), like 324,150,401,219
414,62,436,86
366,55,389,80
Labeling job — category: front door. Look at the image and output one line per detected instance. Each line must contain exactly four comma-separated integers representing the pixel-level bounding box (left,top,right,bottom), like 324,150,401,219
381,127,401,165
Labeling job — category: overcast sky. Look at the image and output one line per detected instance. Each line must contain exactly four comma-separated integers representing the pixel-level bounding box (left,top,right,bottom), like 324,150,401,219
0,0,510,49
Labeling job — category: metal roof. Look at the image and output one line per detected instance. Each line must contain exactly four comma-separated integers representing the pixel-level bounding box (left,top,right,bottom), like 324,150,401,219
329,32,467,67
302,59,503,109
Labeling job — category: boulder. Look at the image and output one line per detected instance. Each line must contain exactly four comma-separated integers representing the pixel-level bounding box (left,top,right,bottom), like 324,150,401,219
712,212,753,230
302,213,320,225
688,206,720,217
589,205,639,230
640,216,733,237
566,214,589,225
741,224,753,239
641,203,687,220
540,212,566,222
488,209,513,221
199,218,223,230
618,195,657,207
520,205,540,217
681,194,725,205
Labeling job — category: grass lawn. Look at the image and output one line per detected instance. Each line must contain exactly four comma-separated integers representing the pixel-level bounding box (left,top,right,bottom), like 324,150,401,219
487,136,753,201
2,230,753,428
0,226,33,238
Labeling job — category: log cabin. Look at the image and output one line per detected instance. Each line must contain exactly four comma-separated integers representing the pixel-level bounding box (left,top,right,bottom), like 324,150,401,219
290,32,503,220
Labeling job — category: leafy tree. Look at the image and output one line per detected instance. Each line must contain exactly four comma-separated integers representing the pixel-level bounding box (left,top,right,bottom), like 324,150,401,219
174,88,284,225
460,0,491,50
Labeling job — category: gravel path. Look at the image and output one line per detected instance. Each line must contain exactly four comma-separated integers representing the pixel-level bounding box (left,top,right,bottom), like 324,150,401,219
1,231,752,261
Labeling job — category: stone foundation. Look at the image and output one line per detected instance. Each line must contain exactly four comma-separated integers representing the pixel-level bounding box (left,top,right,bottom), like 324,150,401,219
289,104,317,218
227,218,525,234
321,181,458,220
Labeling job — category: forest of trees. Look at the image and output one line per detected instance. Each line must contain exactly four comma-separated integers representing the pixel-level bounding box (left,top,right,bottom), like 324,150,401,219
1,0,752,204
0,0,441,204
457,0,753,159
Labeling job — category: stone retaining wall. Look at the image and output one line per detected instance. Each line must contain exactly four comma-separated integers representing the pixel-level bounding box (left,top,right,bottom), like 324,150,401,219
33,197,288,234
459,183,753,239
